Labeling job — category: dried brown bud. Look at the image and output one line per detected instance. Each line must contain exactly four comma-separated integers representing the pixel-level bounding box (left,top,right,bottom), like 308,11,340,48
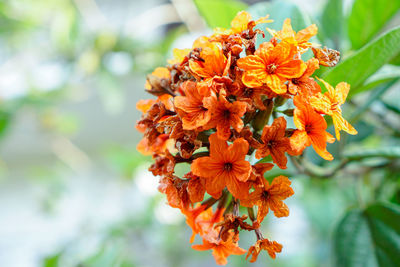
312,46,340,67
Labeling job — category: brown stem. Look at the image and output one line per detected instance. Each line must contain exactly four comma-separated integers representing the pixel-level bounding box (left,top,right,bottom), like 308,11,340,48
174,151,209,163
232,199,240,216
255,228,263,240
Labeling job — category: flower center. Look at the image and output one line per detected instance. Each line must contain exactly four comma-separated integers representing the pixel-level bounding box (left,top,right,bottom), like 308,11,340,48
331,102,341,112
223,109,231,119
199,105,207,111
266,63,278,74
305,124,312,133
267,140,277,147
224,162,233,171
244,88,253,97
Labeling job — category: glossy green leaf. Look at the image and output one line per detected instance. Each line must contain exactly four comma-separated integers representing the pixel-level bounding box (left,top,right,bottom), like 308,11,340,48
193,0,247,29
322,26,400,97
349,65,400,98
348,0,400,49
335,203,400,267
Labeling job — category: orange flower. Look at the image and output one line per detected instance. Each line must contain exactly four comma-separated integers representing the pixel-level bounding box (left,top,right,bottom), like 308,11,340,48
158,172,206,210
237,42,306,94
189,42,231,80
192,231,246,265
249,162,274,185
291,96,335,160
191,133,251,199
213,11,272,36
310,78,357,140
181,204,225,243
270,18,317,52
145,67,170,90
137,134,173,156
158,94,174,111
255,117,292,169
288,58,320,96
144,67,174,110
182,204,208,242
246,238,283,262
167,48,191,65
241,175,294,222
204,93,247,140
232,85,268,111
174,81,213,130
184,172,206,204
136,99,157,114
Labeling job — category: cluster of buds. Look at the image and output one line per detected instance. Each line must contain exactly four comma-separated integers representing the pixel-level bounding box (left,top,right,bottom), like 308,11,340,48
136,11,357,265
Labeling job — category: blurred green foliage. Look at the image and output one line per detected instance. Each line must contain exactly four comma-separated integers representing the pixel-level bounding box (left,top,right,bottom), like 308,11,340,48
0,0,399,266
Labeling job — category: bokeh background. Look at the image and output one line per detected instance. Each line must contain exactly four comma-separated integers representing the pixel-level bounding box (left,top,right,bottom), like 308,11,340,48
0,0,399,266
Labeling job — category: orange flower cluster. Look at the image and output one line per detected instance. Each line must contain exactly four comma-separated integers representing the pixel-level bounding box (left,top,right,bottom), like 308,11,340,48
136,11,356,265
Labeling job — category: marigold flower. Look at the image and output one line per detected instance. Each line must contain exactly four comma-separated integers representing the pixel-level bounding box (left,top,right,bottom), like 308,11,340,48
246,238,283,262
241,175,294,222
291,96,335,160
192,231,247,265
191,133,251,199
255,117,292,169
237,42,306,94
310,78,357,140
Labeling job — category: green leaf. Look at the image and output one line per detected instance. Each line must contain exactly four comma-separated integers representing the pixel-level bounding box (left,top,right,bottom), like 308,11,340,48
390,53,400,65
193,0,248,29
335,203,400,267
349,79,398,123
43,253,61,267
319,0,344,48
382,100,400,115
349,65,400,98
322,26,400,97
348,0,400,49
343,147,400,160
0,110,11,138
248,0,312,47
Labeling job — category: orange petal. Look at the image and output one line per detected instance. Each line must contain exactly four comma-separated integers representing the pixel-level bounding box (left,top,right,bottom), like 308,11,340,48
277,60,307,79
